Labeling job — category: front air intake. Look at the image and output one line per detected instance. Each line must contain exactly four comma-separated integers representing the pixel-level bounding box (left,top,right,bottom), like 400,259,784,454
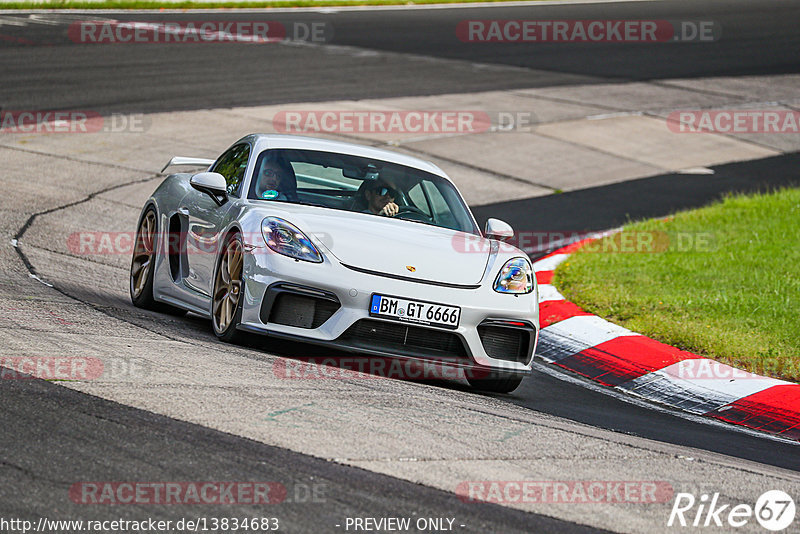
260,283,340,329
338,319,469,361
477,321,534,365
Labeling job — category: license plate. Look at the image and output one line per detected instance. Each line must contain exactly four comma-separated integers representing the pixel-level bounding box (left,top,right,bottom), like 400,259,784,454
369,294,460,329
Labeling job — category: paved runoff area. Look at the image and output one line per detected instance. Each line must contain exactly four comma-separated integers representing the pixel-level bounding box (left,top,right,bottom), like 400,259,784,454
2,73,800,532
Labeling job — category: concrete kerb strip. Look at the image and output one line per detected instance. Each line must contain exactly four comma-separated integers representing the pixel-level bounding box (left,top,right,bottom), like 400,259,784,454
533,238,800,442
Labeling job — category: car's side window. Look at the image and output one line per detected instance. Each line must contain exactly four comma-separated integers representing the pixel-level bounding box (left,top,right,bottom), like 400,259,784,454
407,183,432,216
213,144,251,197
422,181,459,229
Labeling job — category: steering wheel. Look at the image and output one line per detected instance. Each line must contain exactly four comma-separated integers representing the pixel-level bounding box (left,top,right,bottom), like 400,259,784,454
395,205,432,222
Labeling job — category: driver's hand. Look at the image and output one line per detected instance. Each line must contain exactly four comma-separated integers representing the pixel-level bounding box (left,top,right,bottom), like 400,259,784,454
379,202,399,217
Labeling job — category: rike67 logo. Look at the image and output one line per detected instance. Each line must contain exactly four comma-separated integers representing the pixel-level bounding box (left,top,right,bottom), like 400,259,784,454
668,490,795,531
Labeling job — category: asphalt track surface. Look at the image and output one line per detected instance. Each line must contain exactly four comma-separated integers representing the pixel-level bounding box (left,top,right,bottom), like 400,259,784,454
2,1,800,531
1,376,600,533
0,0,798,113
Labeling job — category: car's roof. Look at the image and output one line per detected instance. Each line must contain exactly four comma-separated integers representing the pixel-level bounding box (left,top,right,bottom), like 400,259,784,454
243,134,448,178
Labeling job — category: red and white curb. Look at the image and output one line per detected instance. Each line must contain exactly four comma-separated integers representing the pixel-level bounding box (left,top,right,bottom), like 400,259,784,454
533,238,800,442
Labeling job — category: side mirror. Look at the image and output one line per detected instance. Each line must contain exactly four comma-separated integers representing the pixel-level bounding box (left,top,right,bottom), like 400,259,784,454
485,218,514,239
190,172,228,206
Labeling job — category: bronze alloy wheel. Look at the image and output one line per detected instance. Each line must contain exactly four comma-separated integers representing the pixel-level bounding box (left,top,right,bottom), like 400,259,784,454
130,210,157,300
213,234,244,335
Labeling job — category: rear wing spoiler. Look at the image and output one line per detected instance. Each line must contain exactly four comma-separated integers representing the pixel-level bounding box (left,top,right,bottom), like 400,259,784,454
161,156,216,173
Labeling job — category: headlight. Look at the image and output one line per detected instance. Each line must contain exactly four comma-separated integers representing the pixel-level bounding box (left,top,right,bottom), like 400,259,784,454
494,257,534,294
261,217,323,263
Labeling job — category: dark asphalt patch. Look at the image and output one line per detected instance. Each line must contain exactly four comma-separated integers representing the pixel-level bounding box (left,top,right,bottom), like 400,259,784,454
472,151,800,256
0,372,603,533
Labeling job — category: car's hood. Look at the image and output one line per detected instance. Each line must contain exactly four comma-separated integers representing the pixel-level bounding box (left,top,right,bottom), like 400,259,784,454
261,205,491,285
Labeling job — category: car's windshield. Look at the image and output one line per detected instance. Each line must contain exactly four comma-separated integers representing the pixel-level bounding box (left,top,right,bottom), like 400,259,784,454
247,148,479,234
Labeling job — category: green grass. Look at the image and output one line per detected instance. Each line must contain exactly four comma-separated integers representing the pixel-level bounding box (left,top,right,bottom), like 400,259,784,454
0,0,547,9
554,188,800,382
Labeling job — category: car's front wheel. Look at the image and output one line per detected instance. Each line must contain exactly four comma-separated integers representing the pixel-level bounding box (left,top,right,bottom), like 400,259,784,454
467,372,524,394
212,232,245,343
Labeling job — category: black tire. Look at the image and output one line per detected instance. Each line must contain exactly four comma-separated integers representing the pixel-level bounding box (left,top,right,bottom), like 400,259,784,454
130,207,186,316
211,232,245,343
467,372,524,394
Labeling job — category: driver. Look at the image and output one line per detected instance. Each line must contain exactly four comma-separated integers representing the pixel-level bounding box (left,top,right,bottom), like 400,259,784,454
258,163,288,200
363,181,399,217
256,159,295,201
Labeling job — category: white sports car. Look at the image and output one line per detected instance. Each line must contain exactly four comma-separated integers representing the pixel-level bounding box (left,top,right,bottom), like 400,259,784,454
130,134,538,393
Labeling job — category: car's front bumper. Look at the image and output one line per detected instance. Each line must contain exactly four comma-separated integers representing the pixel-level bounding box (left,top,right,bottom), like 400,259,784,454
238,246,539,375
